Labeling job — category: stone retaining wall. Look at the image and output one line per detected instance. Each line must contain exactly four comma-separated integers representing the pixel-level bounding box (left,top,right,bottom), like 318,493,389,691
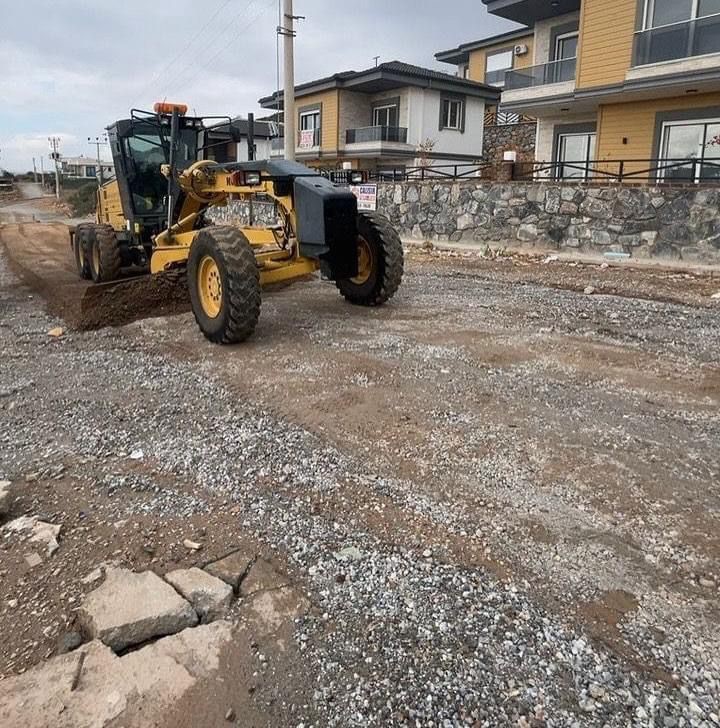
207,182,720,264
376,181,720,263
482,122,536,165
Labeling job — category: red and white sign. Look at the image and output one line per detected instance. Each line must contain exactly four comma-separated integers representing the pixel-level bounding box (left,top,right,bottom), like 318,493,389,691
299,130,316,149
350,184,378,212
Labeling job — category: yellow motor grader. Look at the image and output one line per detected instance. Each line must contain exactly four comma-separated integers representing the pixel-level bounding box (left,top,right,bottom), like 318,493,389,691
71,103,403,343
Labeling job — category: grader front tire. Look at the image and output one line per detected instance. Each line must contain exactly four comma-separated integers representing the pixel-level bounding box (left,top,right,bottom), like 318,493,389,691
188,226,261,345
337,212,404,307
89,224,122,283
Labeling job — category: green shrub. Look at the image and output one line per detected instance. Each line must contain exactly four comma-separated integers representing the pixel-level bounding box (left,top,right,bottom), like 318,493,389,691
67,183,98,217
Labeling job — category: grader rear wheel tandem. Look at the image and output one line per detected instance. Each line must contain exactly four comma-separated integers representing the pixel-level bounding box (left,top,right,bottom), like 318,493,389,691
88,224,122,284
73,223,93,280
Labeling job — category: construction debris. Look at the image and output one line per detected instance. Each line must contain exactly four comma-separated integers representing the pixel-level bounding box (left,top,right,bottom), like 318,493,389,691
77,568,198,651
164,568,233,624
204,549,254,591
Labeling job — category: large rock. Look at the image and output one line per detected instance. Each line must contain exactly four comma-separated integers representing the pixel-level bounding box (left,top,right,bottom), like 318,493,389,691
164,568,232,623
204,548,254,591
78,568,198,651
0,481,10,516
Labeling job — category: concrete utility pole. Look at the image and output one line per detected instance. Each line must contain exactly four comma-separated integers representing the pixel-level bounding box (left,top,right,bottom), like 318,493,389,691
48,137,61,199
282,0,296,161
32,157,38,183
40,156,46,188
88,134,108,186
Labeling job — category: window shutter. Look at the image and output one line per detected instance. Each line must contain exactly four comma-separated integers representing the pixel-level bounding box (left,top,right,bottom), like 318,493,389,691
439,98,445,131
460,98,466,134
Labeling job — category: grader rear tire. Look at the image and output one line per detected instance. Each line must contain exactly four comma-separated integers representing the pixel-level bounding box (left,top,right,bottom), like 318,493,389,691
74,224,93,280
188,226,261,344
336,212,404,306
89,224,121,283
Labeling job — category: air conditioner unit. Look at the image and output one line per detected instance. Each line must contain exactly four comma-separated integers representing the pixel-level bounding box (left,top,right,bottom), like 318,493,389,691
514,44,529,56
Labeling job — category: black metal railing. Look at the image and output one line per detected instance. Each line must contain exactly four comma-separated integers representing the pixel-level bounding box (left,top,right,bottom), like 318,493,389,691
368,163,493,182
512,158,720,184
634,14,720,67
504,57,577,90
346,126,409,144
314,163,493,183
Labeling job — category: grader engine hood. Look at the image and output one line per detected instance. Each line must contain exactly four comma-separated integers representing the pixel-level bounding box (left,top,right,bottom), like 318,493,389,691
294,175,359,281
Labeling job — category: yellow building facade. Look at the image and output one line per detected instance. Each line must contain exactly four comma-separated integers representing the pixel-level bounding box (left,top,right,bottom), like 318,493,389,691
441,0,720,181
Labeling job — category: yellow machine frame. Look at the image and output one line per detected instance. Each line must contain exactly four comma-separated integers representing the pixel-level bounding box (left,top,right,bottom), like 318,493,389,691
151,160,321,286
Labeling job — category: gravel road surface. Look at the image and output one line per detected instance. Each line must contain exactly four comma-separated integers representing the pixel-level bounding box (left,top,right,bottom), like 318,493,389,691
0,220,718,727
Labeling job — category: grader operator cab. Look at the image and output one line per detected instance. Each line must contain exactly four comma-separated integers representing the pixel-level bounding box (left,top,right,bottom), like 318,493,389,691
71,102,403,344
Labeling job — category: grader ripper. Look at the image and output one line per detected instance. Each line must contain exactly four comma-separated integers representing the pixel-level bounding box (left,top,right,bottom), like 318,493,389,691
71,103,403,343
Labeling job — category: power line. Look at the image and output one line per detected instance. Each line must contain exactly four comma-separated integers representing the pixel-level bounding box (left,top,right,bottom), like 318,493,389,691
137,0,236,104
166,0,276,99
159,0,261,99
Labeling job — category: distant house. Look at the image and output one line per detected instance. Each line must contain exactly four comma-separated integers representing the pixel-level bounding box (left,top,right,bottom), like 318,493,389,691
258,61,499,175
204,117,275,163
436,28,537,163
61,156,114,181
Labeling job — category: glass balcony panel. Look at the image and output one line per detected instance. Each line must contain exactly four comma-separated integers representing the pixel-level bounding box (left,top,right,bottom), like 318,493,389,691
633,14,720,66
345,126,409,144
504,57,576,90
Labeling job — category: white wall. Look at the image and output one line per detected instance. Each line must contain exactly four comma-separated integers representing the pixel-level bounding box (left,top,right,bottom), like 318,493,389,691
237,139,273,162
406,87,484,158
536,114,596,162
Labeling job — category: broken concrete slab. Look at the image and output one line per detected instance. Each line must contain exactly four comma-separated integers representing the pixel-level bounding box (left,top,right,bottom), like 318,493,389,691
5,515,61,556
0,641,127,728
0,480,10,516
132,620,232,678
204,548,254,591
78,567,198,652
164,567,233,624
24,552,43,569
240,558,289,597
0,624,233,728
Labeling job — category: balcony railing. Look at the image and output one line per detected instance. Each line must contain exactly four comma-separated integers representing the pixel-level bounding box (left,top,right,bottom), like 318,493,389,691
504,57,577,90
633,14,720,67
484,69,507,87
512,158,720,184
346,126,409,144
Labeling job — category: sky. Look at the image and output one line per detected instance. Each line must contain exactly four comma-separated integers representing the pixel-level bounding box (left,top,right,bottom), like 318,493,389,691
0,0,519,173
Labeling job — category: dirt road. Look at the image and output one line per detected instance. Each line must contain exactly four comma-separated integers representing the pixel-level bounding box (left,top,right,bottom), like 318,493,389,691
0,220,718,727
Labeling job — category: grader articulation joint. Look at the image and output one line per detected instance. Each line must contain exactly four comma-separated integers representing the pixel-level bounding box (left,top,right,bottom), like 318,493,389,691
70,103,404,344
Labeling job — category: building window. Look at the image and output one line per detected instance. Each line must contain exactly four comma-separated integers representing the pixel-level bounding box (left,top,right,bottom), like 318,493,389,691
298,108,321,148
660,118,720,181
372,103,398,128
85,166,97,178
556,132,596,179
554,31,578,61
441,98,464,131
299,110,320,131
485,48,514,87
